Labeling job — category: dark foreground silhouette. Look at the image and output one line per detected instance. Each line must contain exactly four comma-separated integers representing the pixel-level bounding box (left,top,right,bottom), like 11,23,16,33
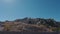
0,31,59,34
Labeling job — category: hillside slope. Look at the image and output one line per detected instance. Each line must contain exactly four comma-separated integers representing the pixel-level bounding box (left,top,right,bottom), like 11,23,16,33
0,17,60,32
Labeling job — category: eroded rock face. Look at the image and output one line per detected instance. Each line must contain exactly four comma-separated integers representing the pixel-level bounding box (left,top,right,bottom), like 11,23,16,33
23,26,40,31
22,24,53,32
0,27,4,31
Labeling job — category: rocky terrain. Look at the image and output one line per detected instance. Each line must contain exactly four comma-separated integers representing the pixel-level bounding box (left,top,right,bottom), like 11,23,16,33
0,17,60,32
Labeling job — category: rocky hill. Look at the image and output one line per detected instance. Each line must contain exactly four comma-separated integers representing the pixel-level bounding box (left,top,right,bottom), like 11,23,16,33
0,17,60,32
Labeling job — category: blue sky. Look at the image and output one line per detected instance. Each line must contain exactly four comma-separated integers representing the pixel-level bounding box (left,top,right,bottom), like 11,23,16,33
0,0,60,21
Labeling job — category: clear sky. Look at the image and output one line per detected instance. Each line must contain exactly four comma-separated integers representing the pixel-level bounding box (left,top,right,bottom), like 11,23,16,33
0,0,60,21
